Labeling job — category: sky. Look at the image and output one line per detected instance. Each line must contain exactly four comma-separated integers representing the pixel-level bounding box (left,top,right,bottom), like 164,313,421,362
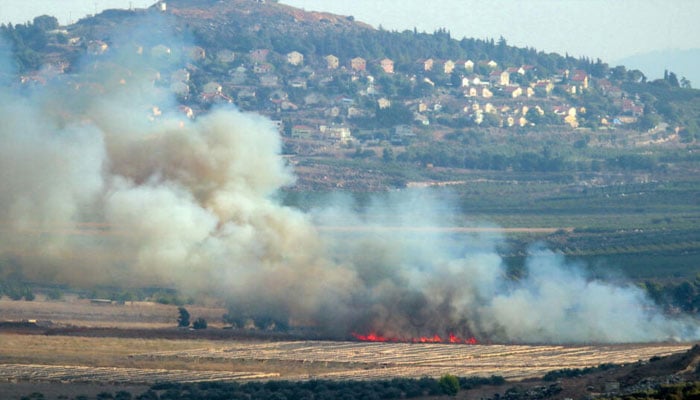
1,0,699,80
0,0,153,25
280,0,700,64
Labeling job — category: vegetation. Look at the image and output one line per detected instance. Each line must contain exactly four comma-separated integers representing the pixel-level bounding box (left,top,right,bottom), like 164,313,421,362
0,277,35,301
177,307,190,328
150,290,193,306
192,317,208,330
622,79,700,142
0,262,23,300
644,277,700,314
542,363,616,381
13,376,504,400
0,15,60,72
438,374,460,396
617,382,700,400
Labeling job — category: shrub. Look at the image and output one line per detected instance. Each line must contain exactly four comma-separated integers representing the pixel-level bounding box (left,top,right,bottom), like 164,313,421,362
177,307,190,327
438,374,460,396
193,317,208,329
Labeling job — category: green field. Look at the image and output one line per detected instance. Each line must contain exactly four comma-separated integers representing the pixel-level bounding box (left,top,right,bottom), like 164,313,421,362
282,171,700,282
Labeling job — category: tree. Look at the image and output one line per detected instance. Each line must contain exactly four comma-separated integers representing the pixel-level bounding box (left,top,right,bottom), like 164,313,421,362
680,76,692,89
193,317,208,330
525,107,543,125
375,103,413,128
590,58,609,78
382,147,395,163
32,15,59,32
667,71,680,87
23,287,35,301
177,307,190,327
638,113,660,132
438,374,460,396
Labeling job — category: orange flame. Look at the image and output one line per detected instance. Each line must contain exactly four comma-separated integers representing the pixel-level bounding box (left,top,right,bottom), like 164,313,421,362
352,332,477,345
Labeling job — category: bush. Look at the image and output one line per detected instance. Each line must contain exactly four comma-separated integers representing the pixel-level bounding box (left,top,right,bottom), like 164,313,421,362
177,307,190,327
193,317,208,330
20,393,45,400
438,374,460,396
46,288,63,300
114,391,133,400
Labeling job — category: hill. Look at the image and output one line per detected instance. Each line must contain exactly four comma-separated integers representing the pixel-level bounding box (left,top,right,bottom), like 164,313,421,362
615,48,700,90
0,0,699,293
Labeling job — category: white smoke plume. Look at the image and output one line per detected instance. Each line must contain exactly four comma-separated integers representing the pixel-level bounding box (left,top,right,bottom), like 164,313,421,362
0,21,698,344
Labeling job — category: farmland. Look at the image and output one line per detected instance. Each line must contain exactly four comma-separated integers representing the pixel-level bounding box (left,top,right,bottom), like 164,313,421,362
282,168,700,281
0,298,693,390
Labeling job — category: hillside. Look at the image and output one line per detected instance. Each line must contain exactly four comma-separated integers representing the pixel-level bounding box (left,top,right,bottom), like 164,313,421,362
615,48,700,90
0,0,699,288
4,0,697,153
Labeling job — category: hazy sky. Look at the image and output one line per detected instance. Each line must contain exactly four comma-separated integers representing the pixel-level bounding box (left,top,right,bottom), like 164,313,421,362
1,1,698,70
280,0,700,64
0,0,153,25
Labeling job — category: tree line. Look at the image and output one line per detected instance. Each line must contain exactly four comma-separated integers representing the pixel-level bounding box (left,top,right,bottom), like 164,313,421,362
17,375,506,400
0,15,62,72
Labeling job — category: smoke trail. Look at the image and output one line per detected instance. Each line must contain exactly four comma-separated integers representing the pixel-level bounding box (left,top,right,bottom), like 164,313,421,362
0,20,698,343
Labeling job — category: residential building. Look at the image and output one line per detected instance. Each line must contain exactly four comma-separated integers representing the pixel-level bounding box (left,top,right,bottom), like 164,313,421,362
444,60,456,74
377,97,391,109
571,70,589,90
456,59,474,72
287,51,304,66
350,57,366,72
324,54,339,69
253,63,274,74
216,49,236,63
380,58,394,74
503,86,522,98
87,40,108,55
533,80,554,96
417,58,434,71
490,70,510,86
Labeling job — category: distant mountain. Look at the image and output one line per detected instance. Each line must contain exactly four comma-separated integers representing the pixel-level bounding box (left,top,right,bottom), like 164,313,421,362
614,48,700,88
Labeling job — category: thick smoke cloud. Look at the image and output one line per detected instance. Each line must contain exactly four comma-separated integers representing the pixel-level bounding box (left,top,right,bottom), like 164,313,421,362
0,21,698,343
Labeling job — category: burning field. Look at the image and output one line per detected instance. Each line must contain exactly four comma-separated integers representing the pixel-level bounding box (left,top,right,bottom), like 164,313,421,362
1,13,700,350
2,305,698,400
0,298,695,389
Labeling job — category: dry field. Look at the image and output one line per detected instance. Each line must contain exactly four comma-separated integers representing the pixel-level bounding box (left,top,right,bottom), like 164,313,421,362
127,340,693,381
0,296,226,329
0,297,695,386
0,333,692,385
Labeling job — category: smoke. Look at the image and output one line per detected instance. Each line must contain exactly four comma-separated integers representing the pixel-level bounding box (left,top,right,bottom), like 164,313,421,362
0,21,698,344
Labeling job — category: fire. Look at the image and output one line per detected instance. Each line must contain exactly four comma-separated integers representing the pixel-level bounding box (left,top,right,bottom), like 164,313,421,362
352,332,477,345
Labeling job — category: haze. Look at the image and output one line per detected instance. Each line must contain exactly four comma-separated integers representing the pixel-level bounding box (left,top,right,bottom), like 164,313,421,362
2,0,699,82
